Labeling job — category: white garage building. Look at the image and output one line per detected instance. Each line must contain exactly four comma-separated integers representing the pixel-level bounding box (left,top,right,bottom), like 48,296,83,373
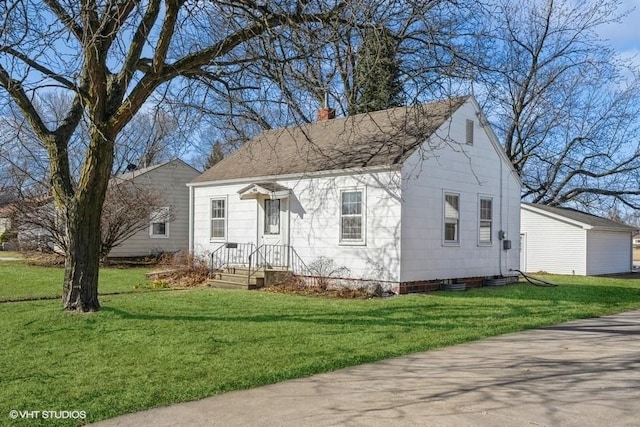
520,203,637,276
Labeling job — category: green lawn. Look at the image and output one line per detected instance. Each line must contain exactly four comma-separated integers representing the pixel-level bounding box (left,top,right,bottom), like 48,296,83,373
2,265,640,426
0,261,153,301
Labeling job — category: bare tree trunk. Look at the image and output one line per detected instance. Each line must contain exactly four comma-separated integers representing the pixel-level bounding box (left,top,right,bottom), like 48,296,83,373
62,206,101,311
60,126,114,312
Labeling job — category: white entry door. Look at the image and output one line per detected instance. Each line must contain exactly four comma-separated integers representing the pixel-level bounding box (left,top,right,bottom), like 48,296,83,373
259,198,289,267
262,198,282,245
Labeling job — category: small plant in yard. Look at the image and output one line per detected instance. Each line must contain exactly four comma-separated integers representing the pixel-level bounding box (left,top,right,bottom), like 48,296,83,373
152,279,170,289
308,256,351,290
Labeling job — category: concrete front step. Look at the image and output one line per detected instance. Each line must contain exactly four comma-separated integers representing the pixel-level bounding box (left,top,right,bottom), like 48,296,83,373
213,271,255,285
209,266,265,290
207,278,260,290
217,266,264,277
209,266,293,290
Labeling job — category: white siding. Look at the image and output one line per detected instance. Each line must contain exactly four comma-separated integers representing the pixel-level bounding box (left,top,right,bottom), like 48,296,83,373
109,160,200,257
191,171,403,282
191,98,521,285
586,231,632,275
520,208,587,275
192,183,262,254
288,172,402,282
400,100,521,281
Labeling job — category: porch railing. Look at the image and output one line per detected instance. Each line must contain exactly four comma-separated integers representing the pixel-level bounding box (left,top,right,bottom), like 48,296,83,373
209,242,255,272
247,244,312,285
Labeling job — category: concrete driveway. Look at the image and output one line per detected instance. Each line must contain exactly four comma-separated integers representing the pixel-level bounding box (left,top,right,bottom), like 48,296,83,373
93,310,640,427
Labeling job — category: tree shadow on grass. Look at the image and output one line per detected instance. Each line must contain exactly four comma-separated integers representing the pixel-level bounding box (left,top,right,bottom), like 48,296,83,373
100,300,569,333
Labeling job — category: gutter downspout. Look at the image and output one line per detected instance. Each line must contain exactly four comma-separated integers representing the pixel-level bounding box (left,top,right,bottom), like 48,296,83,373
499,157,504,276
188,185,194,254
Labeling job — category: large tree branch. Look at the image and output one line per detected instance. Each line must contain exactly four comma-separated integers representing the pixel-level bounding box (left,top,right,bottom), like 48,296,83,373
98,0,139,47
0,65,53,141
42,0,84,41
111,4,345,132
0,47,77,89
117,0,162,91
152,0,184,73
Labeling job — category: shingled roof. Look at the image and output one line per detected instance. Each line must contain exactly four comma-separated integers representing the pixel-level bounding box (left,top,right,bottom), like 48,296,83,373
523,203,637,231
192,97,468,183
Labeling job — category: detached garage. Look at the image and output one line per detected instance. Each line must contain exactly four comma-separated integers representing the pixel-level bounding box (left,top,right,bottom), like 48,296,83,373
520,203,637,276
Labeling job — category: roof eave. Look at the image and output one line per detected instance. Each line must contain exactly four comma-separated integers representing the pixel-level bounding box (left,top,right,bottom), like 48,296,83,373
521,203,592,229
187,164,398,187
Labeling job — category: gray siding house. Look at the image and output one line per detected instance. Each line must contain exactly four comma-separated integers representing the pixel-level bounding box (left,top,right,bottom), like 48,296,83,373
108,159,200,258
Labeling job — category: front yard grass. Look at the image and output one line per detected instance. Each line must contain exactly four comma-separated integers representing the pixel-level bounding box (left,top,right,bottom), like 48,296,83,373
2,267,640,425
0,261,153,301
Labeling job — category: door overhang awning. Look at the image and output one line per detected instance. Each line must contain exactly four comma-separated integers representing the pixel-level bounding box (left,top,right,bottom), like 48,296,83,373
238,182,291,200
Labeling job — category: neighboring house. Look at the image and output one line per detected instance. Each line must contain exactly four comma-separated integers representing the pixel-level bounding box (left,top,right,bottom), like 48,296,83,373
0,191,17,236
0,216,9,235
520,203,637,275
107,159,200,258
188,96,522,293
0,211,10,236
633,233,640,247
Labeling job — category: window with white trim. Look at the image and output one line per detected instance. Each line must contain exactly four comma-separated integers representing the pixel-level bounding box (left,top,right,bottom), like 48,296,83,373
444,193,460,244
210,198,226,239
479,197,493,244
340,190,364,243
149,207,170,238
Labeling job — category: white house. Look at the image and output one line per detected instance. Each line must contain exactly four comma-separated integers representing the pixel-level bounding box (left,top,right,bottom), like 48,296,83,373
520,203,637,275
0,196,12,235
188,96,521,293
108,159,200,258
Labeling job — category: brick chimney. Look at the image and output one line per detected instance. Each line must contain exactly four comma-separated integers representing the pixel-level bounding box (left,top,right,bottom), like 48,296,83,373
317,107,336,122
317,91,335,122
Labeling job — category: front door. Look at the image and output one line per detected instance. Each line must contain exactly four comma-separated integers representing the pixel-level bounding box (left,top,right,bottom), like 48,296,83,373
258,197,289,267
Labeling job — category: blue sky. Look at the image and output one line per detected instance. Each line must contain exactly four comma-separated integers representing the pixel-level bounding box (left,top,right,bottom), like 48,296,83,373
599,0,640,61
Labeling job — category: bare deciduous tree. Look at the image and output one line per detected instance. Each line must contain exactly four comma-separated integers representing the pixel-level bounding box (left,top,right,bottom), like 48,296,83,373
0,0,346,311
476,0,640,214
186,0,482,148
7,178,171,259
100,178,174,259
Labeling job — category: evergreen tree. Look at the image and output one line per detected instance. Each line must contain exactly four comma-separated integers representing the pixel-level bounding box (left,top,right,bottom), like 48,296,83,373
204,142,225,170
354,27,404,114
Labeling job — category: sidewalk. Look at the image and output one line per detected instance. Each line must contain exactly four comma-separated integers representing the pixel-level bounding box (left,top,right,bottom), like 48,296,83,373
93,310,640,427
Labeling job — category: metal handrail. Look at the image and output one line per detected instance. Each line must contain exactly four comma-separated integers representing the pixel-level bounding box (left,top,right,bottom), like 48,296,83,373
209,242,255,272
247,244,312,285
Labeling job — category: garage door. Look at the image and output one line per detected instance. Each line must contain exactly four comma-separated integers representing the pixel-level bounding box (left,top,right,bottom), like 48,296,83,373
586,231,632,275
